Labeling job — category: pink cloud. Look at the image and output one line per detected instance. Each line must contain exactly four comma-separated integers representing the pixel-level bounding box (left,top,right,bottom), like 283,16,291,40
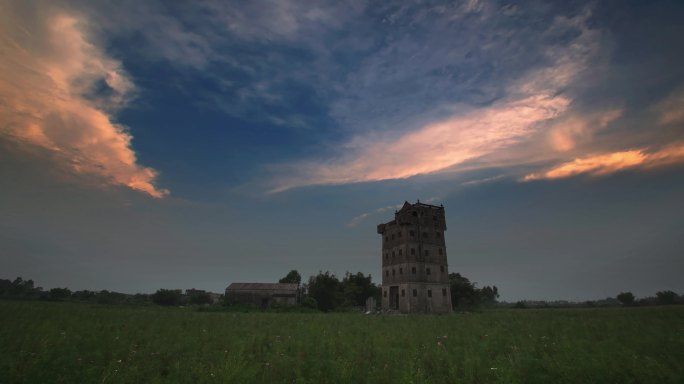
0,12,167,198
547,109,623,152
270,93,570,192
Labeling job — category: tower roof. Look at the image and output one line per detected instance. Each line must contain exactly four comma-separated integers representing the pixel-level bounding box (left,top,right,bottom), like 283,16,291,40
397,200,444,213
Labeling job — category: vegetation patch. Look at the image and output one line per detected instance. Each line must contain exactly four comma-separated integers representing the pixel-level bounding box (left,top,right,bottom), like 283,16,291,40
1,301,682,383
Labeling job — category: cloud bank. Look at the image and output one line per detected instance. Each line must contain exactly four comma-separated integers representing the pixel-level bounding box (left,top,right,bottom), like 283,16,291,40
0,6,167,197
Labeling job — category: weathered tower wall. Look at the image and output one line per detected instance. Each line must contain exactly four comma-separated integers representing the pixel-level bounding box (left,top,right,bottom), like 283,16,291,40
378,201,453,313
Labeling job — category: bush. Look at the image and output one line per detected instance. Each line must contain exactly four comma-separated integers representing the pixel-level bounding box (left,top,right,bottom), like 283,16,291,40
48,288,72,301
617,292,635,306
152,289,182,306
302,296,317,309
188,292,212,305
656,291,679,305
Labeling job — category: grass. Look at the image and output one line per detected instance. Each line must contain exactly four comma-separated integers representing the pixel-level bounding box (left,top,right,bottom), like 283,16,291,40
1,301,682,383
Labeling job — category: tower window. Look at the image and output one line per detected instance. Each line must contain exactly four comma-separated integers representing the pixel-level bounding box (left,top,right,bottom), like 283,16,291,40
412,289,417,297
385,270,389,276
426,268,431,275
410,230,415,237
399,249,403,256
442,288,447,296
428,290,432,298
384,290,387,297
392,251,395,257
438,248,443,255
392,269,395,276
436,232,441,238
411,248,415,255
440,265,445,273
422,232,428,238
401,289,405,297
425,250,429,257
399,268,403,274
385,236,388,242
398,231,402,237
391,234,394,240
412,267,416,274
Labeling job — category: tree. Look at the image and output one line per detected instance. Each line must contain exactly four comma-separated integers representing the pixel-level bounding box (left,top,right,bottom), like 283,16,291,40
152,289,182,306
656,290,678,305
72,290,96,301
2,277,41,298
96,290,127,305
0,278,12,295
49,287,72,301
479,286,499,304
187,290,212,305
340,272,380,307
449,273,478,308
449,273,500,309
617,292,635,306
279,270,302,285
306,271,341,312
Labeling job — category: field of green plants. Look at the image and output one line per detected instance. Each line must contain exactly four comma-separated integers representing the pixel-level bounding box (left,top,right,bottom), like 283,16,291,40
1,301,682,383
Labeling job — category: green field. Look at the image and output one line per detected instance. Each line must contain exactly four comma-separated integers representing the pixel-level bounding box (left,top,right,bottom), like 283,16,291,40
1,301,682,383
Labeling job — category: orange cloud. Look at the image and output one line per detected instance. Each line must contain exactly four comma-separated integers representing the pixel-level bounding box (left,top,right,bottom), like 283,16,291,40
524,143,684,181
0,11,167,198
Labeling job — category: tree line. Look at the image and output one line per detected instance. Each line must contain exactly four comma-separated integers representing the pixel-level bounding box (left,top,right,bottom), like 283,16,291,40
616,290,682,306
0,277,213,306
0,271,501,312
270,270,500,312
510,290,684,309
4,274,681,312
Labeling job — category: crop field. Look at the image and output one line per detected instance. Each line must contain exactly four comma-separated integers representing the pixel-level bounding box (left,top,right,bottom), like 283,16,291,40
1,301,683,383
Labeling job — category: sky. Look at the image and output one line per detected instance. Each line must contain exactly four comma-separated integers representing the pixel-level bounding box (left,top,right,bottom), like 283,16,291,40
1,0,683,301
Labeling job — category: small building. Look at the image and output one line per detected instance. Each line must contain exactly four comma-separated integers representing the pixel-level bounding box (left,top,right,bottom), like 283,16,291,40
225,283,298,308
378,200,453,313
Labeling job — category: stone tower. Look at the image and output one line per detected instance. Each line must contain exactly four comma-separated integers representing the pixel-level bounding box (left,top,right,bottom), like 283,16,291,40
377,201,452,313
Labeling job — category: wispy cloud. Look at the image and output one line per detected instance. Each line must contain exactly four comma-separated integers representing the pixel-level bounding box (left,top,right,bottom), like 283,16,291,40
523,143,684,181
274,93,570,193
347,204,404,227
655,87,684,125
0,8,167,197
460,174,506,187
546,109,623,152
270,8,601,192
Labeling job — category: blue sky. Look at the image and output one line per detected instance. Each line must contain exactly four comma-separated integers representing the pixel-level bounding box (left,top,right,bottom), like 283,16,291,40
1,0,683,301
